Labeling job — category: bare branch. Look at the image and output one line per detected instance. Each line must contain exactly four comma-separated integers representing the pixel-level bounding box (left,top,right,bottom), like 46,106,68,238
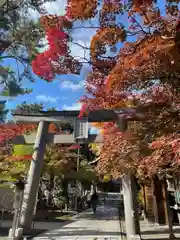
71,41,90,50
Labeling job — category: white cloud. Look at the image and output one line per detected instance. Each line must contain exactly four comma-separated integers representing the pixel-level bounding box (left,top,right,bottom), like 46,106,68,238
28,9,40,21
69,21,97,61
69,40,90,60
61,81,84,91
43,0,67,16
36,38,49,53
62,102,82,110
71,22,97,43
27,0,67,21
36,95,59,103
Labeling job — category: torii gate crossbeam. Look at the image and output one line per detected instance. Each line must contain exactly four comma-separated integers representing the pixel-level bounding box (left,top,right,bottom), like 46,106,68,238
12,109,143,240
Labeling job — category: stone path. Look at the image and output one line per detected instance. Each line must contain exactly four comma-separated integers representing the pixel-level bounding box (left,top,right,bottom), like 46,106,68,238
140,221,180,240
2,204,180,239
32,206,122,240
31,205,180,240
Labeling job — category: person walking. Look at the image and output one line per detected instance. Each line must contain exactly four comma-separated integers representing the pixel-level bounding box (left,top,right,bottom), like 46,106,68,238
86,191,91,208
91,190,99,214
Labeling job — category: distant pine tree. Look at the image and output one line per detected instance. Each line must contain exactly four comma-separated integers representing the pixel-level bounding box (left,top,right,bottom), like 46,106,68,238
0,100,8,123
16,101,44,113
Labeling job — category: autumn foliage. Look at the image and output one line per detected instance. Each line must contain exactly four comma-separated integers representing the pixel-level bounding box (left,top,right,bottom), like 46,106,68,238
137,133,180,180
66,0,98,20
32,15,82,81
0,123,36,144
28,0,180,179
78,0,180,179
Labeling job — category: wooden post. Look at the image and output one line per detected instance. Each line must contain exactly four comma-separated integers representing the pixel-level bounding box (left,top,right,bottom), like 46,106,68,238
75,147,80,210
143,181,156,223
19,121,49,232
154,177,168,225
163,178,175,239
141,184,147,220
152,179,159,224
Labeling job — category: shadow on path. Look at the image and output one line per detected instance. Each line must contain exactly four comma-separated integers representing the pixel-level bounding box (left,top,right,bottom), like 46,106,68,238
32,206,121,239
0,220,74,238
74,205,119,220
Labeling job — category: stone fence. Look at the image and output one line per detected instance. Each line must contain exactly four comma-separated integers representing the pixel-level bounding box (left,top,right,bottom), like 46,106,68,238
0,187,14,213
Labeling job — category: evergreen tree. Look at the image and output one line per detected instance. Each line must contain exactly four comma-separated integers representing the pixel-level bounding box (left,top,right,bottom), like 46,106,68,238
0,100,8,122
0,0,56,96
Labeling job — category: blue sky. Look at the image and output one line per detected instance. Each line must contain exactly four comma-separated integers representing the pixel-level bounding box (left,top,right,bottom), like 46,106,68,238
0,0,98,133
6,72,86,111
1,0,167,126
2,0,95,113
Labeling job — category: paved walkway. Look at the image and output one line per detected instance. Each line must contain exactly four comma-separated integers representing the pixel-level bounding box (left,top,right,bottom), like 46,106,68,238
140,221,180,239
2,205,180,239
32,206,121,240
31,206,180,240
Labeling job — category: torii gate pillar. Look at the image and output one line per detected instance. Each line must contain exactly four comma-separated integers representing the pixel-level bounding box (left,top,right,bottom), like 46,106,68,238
19,121,49,232
122,174,141,240
116,115,141,240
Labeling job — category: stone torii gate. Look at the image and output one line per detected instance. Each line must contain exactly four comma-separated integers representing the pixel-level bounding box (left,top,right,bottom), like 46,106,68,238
12,108,144,240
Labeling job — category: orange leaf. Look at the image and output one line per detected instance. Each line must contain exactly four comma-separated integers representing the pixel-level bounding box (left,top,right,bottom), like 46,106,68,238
7,155,32,161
